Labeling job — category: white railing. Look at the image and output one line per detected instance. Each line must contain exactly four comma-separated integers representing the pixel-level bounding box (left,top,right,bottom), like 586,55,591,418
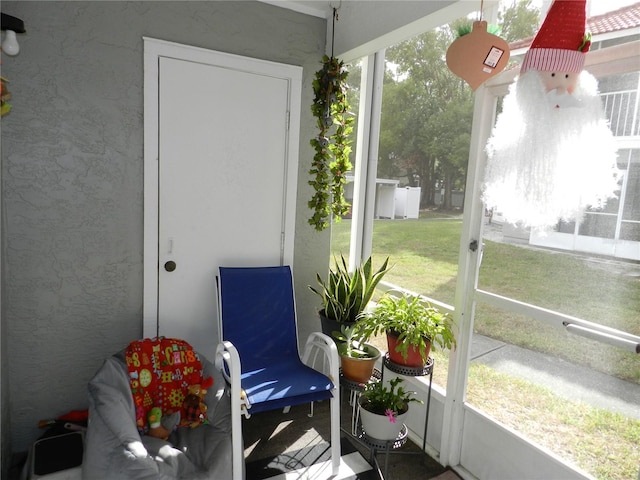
601,89,640,137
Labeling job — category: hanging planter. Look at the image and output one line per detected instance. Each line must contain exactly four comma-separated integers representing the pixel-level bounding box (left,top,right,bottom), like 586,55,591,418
308,49,354,231
308,54,354,231
307,7,355,231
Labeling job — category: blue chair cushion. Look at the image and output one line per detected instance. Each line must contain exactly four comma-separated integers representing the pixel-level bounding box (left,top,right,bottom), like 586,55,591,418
241,358,333,414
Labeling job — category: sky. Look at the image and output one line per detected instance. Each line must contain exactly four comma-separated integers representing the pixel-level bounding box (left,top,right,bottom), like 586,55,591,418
530,0,640,16
588,0,637,15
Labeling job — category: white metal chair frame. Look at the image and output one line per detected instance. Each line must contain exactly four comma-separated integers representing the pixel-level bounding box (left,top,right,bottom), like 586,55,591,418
216,331,340,480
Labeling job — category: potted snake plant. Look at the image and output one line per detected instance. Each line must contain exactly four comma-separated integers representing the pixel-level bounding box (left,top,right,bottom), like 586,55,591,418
309,254,391,338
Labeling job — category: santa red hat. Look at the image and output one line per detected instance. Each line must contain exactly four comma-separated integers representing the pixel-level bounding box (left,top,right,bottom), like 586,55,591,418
521,0,591,74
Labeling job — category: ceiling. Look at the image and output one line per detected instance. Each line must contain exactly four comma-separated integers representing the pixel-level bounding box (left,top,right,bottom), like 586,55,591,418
257,1,483,60
258,1,335,18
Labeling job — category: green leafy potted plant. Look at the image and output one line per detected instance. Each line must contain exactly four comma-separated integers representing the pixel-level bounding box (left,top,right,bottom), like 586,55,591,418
358,292,456,368
332,324,381,383
309,254,391,338
358,377,423,441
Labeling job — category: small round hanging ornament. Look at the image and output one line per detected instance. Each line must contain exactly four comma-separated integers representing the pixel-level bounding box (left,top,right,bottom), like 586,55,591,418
445,1,510,91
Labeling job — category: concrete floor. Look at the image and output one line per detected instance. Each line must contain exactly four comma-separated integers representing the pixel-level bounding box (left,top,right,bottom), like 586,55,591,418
242,398,455,480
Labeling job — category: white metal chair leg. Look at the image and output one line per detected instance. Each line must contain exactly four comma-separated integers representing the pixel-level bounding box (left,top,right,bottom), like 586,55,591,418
302,332,341,476
217,341,245,480
330,386,341,475
231,402,243,480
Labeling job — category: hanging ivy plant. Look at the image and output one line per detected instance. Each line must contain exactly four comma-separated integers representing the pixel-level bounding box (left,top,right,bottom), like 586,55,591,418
308,55,355,231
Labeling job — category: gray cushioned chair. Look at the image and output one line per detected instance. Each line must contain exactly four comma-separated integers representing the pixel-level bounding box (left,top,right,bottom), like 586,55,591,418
83,346,238,479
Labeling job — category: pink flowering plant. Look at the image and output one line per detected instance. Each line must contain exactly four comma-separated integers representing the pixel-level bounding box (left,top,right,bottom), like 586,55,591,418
360,377,422,422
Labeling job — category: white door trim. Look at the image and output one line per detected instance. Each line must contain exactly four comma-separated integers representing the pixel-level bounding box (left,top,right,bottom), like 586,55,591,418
142,37,301,339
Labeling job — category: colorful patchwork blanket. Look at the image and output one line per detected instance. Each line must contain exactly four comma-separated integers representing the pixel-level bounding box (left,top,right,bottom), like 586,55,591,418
125,337,213,432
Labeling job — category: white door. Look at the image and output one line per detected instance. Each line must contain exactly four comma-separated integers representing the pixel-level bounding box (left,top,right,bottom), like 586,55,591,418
143,38,301,360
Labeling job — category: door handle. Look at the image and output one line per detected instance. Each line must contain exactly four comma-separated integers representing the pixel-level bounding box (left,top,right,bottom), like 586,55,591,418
164,261,177,272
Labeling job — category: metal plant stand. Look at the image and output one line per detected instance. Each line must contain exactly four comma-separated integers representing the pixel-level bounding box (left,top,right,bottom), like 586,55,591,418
340,368,382,437
340,356,434,479
381,354,434,457
356,423,409,479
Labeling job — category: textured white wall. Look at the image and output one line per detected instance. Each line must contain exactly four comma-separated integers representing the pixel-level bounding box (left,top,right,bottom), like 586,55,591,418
1,0,330,453
1,128,7,477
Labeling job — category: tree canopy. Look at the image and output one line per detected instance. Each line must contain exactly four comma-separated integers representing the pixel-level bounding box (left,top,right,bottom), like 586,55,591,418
498,0,541,43
368,0,540,209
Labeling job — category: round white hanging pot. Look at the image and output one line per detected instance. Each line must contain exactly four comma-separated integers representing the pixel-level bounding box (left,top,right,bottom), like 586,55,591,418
358,396,408,441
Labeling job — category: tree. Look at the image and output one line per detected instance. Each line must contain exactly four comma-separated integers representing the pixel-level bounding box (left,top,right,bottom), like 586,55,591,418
426,96,473,209
377,1,540,210
383,25,472,209
498,0,540,43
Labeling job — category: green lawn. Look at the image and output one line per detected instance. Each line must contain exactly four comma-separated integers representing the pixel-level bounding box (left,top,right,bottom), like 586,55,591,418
331,216,640,383
330,215,640,480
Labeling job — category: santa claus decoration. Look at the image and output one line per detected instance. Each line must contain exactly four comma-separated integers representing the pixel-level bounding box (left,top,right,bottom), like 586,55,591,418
483,0,619,230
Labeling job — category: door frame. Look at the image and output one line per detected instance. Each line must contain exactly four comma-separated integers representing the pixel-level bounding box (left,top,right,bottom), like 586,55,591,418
142,37,301,338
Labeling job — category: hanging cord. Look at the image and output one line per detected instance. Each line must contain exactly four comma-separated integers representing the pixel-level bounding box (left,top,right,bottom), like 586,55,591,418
329,0,341,58
479,0,484,21
331,7,337,58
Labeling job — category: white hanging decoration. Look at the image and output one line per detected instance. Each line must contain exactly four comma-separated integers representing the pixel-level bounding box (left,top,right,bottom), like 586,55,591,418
482,0,619,231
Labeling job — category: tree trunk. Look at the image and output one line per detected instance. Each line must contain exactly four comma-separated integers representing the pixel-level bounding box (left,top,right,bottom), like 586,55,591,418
443,171,453,210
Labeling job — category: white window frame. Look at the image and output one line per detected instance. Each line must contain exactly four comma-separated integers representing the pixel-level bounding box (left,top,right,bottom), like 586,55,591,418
440,40,640,476
347,36,640,479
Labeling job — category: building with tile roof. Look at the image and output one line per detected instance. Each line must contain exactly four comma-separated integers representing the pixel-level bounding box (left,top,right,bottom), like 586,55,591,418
492,2,640,260
510,1,640,53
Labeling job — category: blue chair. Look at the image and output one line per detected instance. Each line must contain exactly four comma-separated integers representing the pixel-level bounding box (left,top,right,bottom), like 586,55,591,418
215,266,340,479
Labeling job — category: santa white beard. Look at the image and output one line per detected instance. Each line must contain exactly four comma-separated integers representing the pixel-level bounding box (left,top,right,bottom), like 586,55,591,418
483,69,619,230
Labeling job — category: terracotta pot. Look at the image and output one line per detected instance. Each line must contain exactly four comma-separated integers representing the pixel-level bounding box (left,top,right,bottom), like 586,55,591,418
386,331,431,367
339,344,381,383
358,396,408,441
